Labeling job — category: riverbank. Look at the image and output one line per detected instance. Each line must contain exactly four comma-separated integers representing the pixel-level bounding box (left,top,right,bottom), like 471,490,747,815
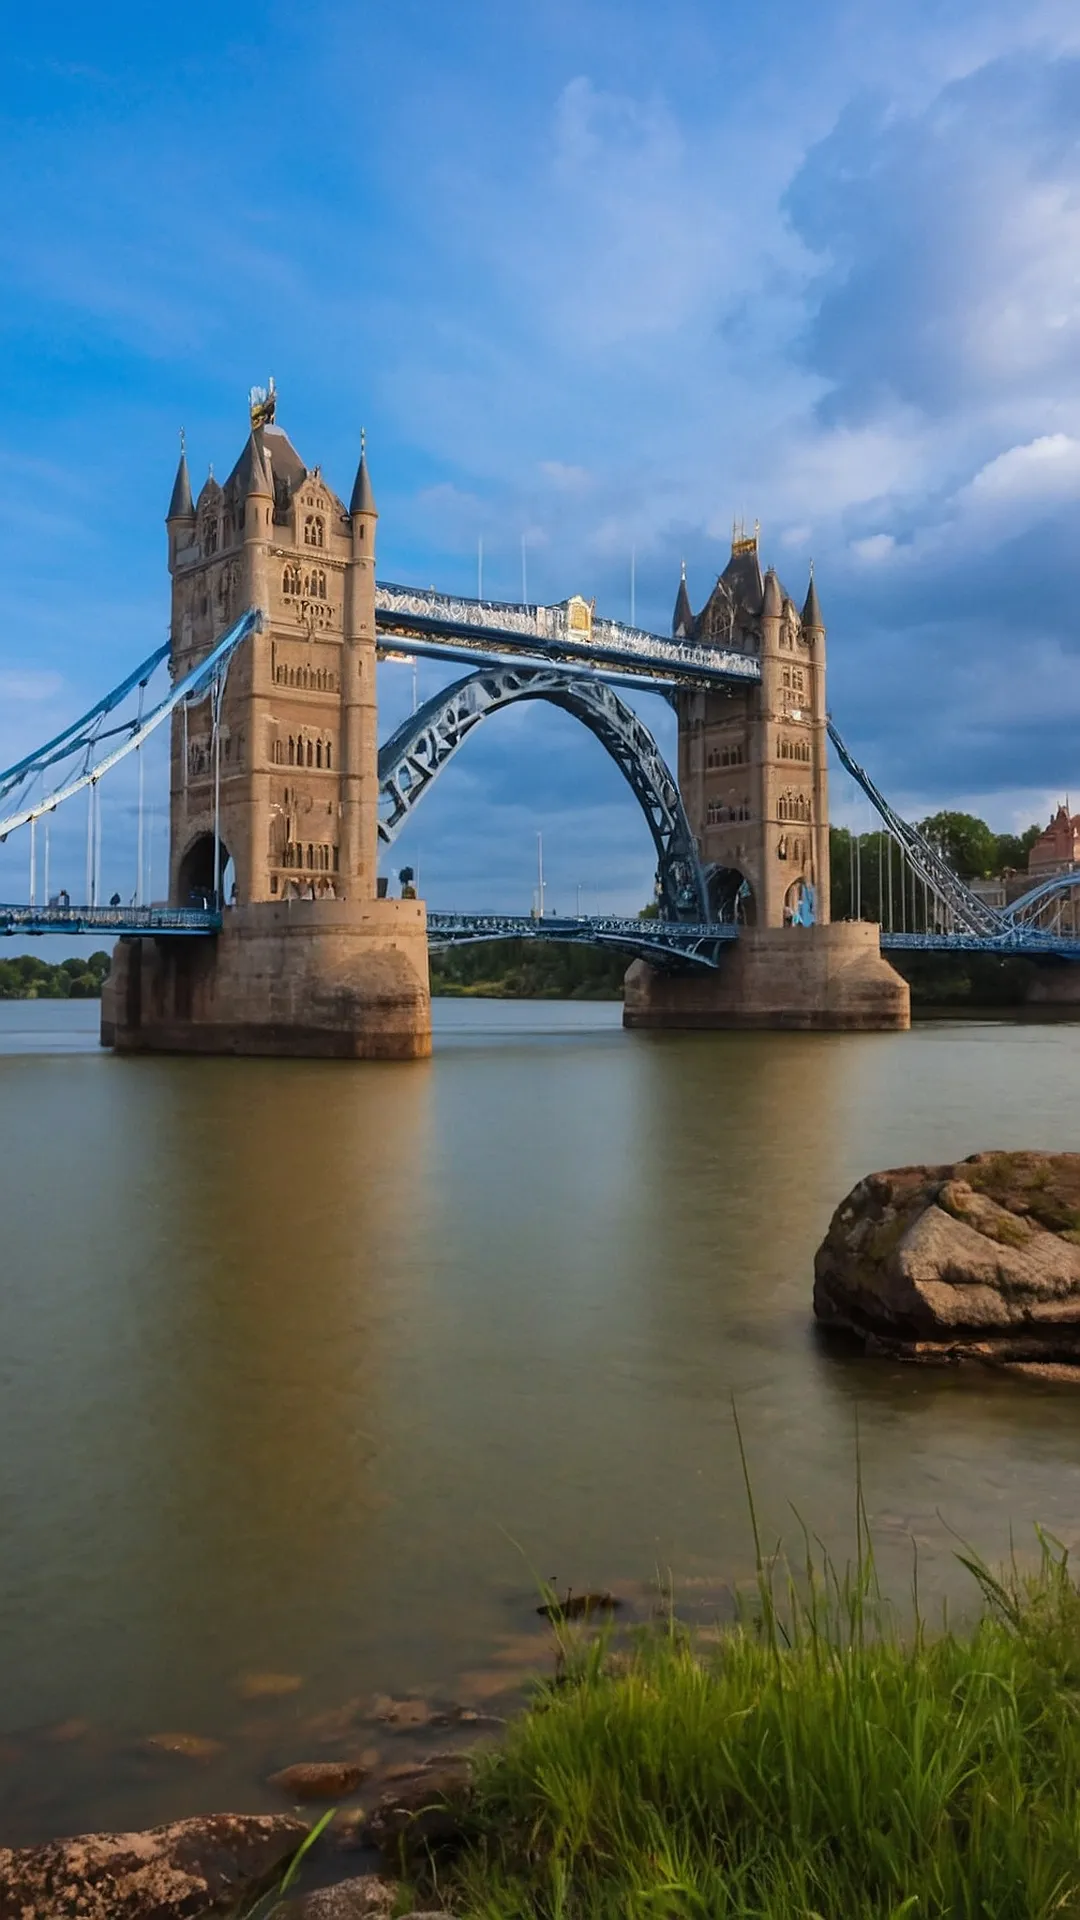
423,1534,1080,1918
9,1529,1080,1917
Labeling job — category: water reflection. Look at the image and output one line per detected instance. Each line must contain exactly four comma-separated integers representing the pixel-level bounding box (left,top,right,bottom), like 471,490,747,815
3,1004,1080,1841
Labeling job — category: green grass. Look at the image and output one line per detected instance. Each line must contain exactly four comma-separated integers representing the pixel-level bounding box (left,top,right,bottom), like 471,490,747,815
443,1523,1080,1919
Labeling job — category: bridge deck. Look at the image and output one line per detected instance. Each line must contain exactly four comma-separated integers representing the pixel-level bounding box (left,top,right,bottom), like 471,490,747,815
4,907,1080,965
0,906,221,937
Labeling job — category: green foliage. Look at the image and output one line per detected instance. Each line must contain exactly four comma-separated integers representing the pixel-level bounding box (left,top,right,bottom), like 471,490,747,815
917,809,999,879
450,1532,1080,1919
0,952,110,1000
993,825,1043,874
431,939,626,1000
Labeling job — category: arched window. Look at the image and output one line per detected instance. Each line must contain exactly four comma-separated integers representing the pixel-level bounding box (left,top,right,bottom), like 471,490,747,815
325,740,332,770
306,739,314,767
316,740,323,768
304,514,324,548
287,737,295,765
307,843,315,869
283,561,302,595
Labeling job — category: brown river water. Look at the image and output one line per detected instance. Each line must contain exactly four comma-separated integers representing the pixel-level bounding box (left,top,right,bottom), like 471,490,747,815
2,997,1080,1847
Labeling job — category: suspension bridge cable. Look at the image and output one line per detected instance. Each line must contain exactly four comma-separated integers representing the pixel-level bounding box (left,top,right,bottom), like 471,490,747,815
0,642,170,802
0,609,260,844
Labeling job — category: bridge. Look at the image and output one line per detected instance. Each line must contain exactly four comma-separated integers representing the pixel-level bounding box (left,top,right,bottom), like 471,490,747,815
1,398,1077,1052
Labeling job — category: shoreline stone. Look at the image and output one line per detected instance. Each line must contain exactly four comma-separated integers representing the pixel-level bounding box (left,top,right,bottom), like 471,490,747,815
0,1811,306,1919
814,1151,1080,1368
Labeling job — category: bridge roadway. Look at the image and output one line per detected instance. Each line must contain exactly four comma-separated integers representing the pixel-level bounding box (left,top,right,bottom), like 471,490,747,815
4,905,1080,966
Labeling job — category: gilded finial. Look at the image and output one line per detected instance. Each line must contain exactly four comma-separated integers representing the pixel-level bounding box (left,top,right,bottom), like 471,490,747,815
179,426,186,455
361,426,367,457
249,376,277,430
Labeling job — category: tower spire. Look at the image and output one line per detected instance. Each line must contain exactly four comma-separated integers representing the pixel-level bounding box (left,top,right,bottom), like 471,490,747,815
801,562,823,631
349,430,377,517
166,432,195,521
672,562,693,639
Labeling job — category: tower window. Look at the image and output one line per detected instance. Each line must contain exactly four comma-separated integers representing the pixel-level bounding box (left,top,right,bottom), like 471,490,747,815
283,562,302,595
778,735,811,764
304,514,325,548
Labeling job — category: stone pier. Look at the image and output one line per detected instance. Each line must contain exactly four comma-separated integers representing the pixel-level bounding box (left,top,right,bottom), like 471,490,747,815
101,899,431,1059
623,922,910,1032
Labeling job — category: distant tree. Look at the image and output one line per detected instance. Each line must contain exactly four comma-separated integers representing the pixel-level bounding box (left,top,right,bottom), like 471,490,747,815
992,825,1043,874
917,811,998,880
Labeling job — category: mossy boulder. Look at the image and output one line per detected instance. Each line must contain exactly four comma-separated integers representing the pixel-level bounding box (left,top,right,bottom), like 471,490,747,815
814,1152,1080,1372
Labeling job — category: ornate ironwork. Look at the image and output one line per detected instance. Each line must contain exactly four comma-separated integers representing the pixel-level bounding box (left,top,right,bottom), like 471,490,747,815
375,581,759,688
426,913,735,969
0,905,220,936
379,664,708,920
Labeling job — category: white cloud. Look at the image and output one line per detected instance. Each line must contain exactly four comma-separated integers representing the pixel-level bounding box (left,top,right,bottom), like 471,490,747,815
964,433,1080,502
849,534,897,563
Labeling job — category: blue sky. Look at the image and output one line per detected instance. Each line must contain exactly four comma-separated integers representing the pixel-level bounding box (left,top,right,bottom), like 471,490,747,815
2,0,1080,915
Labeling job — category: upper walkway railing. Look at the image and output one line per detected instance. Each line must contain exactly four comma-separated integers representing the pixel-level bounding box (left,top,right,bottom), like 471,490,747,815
374,582,760,688
0,904,221,937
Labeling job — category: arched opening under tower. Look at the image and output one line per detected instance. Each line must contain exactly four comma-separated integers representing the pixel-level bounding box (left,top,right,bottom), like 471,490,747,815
706,864,755,925
177,833,234,908
783,877,816,926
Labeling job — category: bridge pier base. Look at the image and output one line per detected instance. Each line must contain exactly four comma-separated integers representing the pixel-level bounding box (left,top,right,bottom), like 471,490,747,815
1024,962,1080,1013
100,898,432,1059
623,923,910,1032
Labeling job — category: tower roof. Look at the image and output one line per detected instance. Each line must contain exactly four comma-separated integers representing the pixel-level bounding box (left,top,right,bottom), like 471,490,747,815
761,567,782,616
801,569,823,630
231,429,272,499
349,437,377,516
672,564,693,638
166,445,194,521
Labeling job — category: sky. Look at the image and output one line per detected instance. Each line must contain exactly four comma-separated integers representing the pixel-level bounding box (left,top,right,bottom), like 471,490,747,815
2,0,1080,916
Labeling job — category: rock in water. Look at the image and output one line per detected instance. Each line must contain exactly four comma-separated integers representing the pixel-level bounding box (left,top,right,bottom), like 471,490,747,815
0,1811,307,1919
813,1151,1080,1371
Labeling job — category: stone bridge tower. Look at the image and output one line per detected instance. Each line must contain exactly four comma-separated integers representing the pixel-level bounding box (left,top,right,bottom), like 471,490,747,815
101,391,432,1059
672,530,830,929
625,528,908,1031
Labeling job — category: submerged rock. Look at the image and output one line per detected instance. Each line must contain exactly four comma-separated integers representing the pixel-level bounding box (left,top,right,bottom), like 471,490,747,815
814,1151,1080,1369
139,1731,225,1763
269,1759,369,1801
537,1590,620,1621
364,1754,472,1858
0,1811,306,1919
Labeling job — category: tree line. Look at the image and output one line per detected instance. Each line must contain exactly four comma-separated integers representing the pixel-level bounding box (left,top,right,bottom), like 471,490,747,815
0,952,112,999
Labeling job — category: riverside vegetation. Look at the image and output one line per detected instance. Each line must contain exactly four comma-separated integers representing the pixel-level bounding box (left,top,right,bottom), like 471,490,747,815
422,1518,1080,1918
0,951,110,999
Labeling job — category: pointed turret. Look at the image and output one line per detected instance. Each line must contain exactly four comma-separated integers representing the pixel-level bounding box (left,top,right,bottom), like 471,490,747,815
234,429,272,499
801,568,823,631
349,434,377,518
166,442,194,522
672,563,693,639
762,568,782,617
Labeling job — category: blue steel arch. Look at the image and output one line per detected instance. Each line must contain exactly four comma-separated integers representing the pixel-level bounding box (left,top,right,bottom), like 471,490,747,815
378,663,707,920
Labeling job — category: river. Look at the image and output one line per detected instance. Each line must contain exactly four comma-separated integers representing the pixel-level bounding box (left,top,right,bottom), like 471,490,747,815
2,997,1080,1844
